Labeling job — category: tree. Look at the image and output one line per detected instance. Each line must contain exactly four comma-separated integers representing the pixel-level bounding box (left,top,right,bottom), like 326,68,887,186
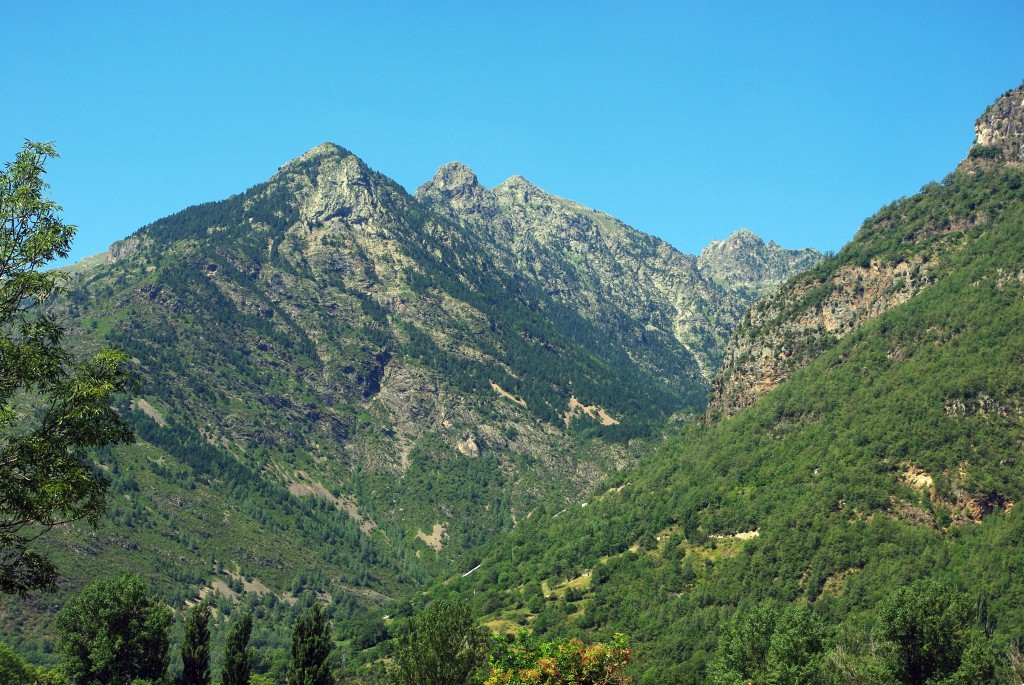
485,632,634,685
288,604,333,685
388,597,487,685
222,613,254,685
707,603,826,685
873,579,997,684
54,572,172,685
180,602,211,685
0,641,33,684
0,141,133,594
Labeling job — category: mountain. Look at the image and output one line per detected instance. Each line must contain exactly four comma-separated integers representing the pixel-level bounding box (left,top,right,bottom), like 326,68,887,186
416,167,819,378
439,82,1024,682
1,143,815,669
696,228,821,296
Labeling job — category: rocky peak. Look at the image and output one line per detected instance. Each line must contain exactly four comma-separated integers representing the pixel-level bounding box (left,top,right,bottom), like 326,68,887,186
493,175,543,204
959,82,1024,171
718,228,764,249
423,162,482,199
274,143,395,226
698,229,821,295
415,162,498,218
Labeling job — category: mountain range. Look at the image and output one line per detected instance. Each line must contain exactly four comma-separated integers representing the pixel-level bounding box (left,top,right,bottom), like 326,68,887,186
442,82,1024,682
0,135,818,673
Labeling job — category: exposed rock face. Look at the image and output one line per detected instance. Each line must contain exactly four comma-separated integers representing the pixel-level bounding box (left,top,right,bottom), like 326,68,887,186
698,229,821,296
418,162,499,219
968,83,1024,165
708,256,934,419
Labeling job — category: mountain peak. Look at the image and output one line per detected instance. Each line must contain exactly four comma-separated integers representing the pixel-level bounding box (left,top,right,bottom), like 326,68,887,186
420,162,483,198
723,228,765,248
275,142,370,186
698,229,821,294
960,82,1024,171
497,175,538,190
415,161,498,218
493,175,545,205
290,142,354,165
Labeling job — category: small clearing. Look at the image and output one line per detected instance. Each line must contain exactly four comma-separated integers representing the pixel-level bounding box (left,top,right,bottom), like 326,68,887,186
133,398,167,426
286,470,378,534
491,382,527,407
563,395,619,427
226,570,272,595
199,580,236,602
710,529,760,540
417,523,446,551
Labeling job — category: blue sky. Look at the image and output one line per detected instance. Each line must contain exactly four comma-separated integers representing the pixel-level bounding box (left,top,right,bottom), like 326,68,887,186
3,1,1024,263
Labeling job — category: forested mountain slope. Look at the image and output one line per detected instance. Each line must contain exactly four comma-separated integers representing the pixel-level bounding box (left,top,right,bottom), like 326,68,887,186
1,143,815,668
709,84,1024,420
439,83,1024,683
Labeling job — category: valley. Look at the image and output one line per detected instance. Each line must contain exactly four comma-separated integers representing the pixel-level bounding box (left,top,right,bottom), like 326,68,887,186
3,81,1024,685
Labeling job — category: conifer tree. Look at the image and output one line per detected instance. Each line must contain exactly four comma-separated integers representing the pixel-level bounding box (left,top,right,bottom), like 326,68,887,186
222,613,254,685
288,604,333,685
388,597,486,685
180,602,211,685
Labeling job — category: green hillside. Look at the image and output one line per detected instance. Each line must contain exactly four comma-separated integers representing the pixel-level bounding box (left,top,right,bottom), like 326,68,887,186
437,116,1024,682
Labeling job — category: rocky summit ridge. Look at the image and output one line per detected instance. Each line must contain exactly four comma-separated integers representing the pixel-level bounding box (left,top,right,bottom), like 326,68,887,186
418,164,820,378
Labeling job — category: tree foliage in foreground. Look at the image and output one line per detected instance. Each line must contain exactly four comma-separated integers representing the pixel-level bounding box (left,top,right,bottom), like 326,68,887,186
872,579,997,684
485,632,634,685
0,141,133,594
221,612,254,685
706,604,825,685
179,602,211,685
288,604,334,685
388,597,487,685
0,641,34,684
54,572,172,685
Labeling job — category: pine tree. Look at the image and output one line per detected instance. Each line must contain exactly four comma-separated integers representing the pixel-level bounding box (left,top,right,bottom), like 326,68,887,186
388,597,486,685
288,604,333,685
180,602,211,685
222,613,254,685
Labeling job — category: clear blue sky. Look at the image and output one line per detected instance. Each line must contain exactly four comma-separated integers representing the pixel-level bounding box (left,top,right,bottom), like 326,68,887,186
3,1,1024,263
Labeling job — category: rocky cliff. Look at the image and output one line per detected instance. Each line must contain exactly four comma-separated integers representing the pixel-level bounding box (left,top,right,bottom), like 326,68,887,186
959,81,1024,172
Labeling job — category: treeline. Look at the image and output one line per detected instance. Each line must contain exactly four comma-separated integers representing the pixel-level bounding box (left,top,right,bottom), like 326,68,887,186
2,576,634,685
